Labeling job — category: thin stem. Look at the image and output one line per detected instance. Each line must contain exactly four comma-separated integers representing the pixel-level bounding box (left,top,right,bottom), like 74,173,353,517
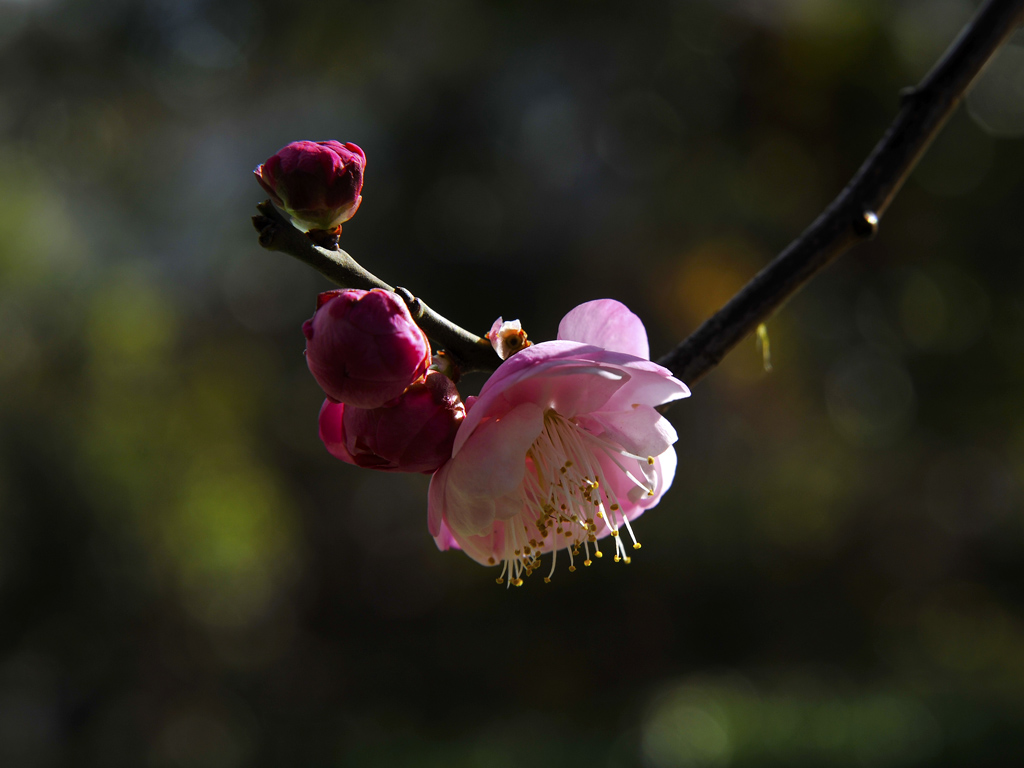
252,201,499,373
252,0,1023,383
655,0,1024,386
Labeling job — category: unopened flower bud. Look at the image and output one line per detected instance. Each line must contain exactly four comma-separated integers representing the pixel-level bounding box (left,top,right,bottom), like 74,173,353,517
303,288,431,409
255,140,365,231
319,371,466,473
486,317,531,360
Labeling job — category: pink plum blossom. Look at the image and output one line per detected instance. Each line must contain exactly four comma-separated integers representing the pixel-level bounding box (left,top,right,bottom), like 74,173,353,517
319,370,466,474
303,289,431,409
255,140,365,231
427,299,689,585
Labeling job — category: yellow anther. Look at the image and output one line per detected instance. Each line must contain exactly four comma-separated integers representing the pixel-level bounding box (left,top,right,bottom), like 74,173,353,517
514,578,524,587
647,456,655,465
613,556,621,563
594,551,603,558
487,557,495,565
496,578,505,584
564,531,572,538
584,559,592,567
543,577,551,584
597,511,605,519
610,504,620,511
624,557,632,564
611,530,619,537
568,565,576,572
514,549,521,556
633,543,642,550
647,490,654,496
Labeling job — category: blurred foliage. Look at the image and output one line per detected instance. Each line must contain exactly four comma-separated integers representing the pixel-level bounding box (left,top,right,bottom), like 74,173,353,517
2,0,1024,765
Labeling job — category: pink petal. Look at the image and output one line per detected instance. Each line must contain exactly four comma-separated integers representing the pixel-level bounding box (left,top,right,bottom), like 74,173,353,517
581,404,678,458
598,362,690,413
444,493,500,541
427,460,451,537
493,363,626,417
431,518,462,552
454,351,627,456
318,400,356,464
637,445,677,518
450,524,506,566
474,340,596,400
624,447,676,510
557,299,650,359
442,402,543,537
590,444,677,533
477,342,687,419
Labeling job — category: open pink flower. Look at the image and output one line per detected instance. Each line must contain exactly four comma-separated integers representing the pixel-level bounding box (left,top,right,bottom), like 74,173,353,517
428,299,689,585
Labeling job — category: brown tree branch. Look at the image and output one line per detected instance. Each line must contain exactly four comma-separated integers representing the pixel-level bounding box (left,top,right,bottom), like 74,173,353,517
252,201,499,373
252,0,1023,383
655,0,1024,385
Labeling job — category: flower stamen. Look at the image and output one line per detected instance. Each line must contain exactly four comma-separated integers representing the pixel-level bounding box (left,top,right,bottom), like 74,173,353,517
494,409,657,584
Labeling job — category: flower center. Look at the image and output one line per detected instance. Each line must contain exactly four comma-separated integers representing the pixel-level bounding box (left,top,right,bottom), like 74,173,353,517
494,409,656,586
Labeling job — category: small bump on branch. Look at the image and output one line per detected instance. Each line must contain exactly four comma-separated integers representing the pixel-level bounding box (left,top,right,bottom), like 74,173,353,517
852,210,879,239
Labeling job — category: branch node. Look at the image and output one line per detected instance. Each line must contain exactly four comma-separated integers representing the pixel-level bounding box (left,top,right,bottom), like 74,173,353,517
394,286,424,318
306,227,342,251
853,210,880,239
256,199,277,217
252,215,278,249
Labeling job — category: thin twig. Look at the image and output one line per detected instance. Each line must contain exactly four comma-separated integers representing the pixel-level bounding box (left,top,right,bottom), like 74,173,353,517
655,0,1024,385
252,201,499,373
252,0,1023,383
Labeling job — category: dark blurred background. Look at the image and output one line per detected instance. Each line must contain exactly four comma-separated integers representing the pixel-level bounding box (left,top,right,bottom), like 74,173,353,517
3,0,1024,765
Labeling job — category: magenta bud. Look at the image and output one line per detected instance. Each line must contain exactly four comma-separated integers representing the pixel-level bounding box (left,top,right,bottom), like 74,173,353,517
304,288,431,409
254,140,365,231
319,371,466,474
